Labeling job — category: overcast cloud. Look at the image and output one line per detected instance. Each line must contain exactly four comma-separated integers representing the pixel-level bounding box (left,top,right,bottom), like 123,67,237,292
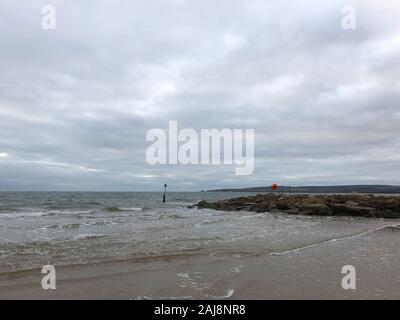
0,0,400,191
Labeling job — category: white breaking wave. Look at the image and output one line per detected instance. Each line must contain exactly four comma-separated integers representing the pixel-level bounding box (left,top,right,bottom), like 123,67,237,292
270,223,400,256
0,209,93,218
217,289,235,299
119,207,143,211
73,233,106,240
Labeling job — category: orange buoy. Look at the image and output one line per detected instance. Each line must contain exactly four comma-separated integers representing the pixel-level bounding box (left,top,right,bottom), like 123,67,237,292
271,183,278,192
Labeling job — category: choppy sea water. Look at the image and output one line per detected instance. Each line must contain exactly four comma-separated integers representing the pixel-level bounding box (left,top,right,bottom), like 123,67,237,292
1,192,400,299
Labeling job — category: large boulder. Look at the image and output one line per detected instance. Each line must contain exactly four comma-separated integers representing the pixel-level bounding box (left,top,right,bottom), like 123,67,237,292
380,210,400,219
196,200,211,209
267,202,278,211
329,203,376,217
301,204,332,216
284,207,301,215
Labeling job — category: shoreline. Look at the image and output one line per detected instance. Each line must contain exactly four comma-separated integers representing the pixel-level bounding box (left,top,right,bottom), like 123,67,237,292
2,220,400,299
2,192,400,299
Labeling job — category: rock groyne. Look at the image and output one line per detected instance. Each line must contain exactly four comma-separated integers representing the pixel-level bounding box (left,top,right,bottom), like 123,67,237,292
195,193,400,219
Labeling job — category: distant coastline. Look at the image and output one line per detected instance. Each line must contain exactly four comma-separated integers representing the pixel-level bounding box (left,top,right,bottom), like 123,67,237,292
206,185,400,194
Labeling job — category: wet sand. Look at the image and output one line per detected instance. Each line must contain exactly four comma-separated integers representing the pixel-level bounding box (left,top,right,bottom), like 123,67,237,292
1,192,400,300
2,222,400,300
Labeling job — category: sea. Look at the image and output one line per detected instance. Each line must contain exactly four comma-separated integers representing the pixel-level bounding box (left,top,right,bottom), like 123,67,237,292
1,192,400,299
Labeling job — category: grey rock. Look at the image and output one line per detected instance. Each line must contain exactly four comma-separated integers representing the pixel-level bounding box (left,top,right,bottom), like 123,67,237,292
302,204,332,216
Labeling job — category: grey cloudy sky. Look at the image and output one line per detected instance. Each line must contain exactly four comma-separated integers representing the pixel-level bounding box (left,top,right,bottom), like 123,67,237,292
0,0,400,191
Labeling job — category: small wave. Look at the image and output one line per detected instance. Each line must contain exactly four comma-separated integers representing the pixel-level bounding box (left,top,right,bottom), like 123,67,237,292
238,213,265,219
271,223,400,256
38,220,117,231
38,224,60,230
120,207,142,211
0,209,94,218
40,223,83,230
177,272,209,291
382,225,400,232
105,207,142,212
230,265,244,274
217,289,235,299
87,201,102,205
0,211,46,218
60,223,82,229
0,207,19,213
195,218,228,227
163,213,189,219
45,210,94,216
72,233,106,240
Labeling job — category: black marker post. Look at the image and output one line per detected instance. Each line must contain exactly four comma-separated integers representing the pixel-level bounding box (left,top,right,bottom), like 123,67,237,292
163,184,167,203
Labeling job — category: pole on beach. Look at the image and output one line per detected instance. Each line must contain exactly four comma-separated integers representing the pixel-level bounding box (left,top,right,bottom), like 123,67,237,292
163,184,167,203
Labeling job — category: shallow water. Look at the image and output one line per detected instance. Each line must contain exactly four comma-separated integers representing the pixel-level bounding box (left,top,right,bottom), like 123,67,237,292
0,192,399,299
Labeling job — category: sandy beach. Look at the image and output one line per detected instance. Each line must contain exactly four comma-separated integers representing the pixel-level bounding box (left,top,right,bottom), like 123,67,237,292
2,223,400,300
1,192,400,300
